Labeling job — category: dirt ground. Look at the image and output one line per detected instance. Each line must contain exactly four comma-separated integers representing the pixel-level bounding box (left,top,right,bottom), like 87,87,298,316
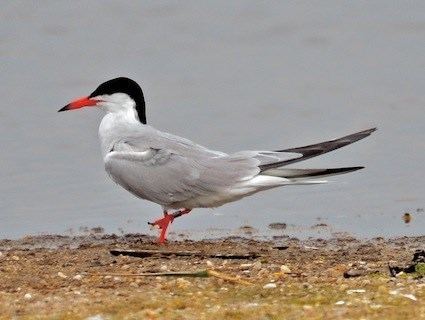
0,233,424,319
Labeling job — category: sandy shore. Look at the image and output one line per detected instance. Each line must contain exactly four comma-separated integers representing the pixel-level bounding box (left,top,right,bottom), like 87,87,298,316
0,234,424,319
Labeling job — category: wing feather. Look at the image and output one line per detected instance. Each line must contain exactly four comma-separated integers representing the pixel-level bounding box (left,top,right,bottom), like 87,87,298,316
258,128,376,171
105,144,259,207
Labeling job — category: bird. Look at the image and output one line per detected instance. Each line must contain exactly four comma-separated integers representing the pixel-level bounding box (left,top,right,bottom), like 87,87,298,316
59,77,376,243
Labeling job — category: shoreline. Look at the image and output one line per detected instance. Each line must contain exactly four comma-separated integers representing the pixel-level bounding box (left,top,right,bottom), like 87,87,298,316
0,234,424,319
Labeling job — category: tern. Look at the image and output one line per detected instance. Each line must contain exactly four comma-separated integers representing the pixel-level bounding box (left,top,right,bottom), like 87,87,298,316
59,77,375,243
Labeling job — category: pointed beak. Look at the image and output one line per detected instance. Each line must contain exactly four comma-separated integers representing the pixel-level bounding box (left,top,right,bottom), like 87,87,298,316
58,96,98,112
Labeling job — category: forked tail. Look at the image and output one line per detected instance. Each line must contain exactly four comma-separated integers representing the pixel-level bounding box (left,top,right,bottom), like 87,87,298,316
261,166,363,183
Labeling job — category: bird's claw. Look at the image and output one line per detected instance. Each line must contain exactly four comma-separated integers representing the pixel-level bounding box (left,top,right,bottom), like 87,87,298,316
148,213,174,244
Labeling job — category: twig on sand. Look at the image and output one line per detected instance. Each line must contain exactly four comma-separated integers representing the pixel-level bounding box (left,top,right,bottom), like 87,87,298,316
88,270,209,278
87,269,253,285
207,270,253,285
110,249,260,260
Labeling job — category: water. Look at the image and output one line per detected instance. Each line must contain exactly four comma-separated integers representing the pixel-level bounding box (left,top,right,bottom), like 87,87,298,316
1,1,424,239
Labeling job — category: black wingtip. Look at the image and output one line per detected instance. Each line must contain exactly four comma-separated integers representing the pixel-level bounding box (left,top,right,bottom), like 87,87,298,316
349,166,365,172
294,166,365,178
361,127,377,135
326,166,365,174
58,105,70,112
331,166,365,175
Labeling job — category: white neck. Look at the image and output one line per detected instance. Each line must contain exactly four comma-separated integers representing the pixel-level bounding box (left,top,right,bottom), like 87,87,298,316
98,108,142,157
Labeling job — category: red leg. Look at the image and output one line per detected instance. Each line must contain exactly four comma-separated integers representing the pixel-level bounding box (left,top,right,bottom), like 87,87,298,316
148,209,191,244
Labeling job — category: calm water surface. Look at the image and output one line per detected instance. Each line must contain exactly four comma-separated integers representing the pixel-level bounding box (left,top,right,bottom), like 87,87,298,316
1,1,424,239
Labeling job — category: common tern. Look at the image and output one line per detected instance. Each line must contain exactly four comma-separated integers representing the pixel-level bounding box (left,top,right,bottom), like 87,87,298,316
59,77,376,243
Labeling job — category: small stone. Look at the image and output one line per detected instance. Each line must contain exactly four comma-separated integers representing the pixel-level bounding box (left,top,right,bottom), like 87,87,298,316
57,272,67,279
268,222,287,230
206,260,214,267
86,315,105,320
346,289,366,294
12,255,20,261
24,293,32,300
73,291,81,295
280,265,291,274
402,293,417,301
246,302,259,308
121,264,130,270
402,212,412,224
303,305,313,310
73,274,83,281
240,263,253,270
160,265,168,271
395,271,405,278
335,300,345,305
343,269,367,278
129,282,138,288
263,283,277,289
113,276,121,282
303,246,319,250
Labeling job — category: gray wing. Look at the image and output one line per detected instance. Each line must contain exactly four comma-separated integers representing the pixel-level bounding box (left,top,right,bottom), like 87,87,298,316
104,132,260,206
104,126,375,206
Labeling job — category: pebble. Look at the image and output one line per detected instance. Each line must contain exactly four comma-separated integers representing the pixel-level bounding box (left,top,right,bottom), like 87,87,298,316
335,300,345,305
240,263,253,270
57,272,67,279
347,289,366,294
24,293,32,300
113,277,121,282
86,315,105,320
12,255,20,261
401,294,417,301
303,246,319,250
263,283,277,289
206,260,214,267
73,274,83,281
280,265,291,274
246,302,259,308
343,269,367,278
144,310,158,317
160,265,168,271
